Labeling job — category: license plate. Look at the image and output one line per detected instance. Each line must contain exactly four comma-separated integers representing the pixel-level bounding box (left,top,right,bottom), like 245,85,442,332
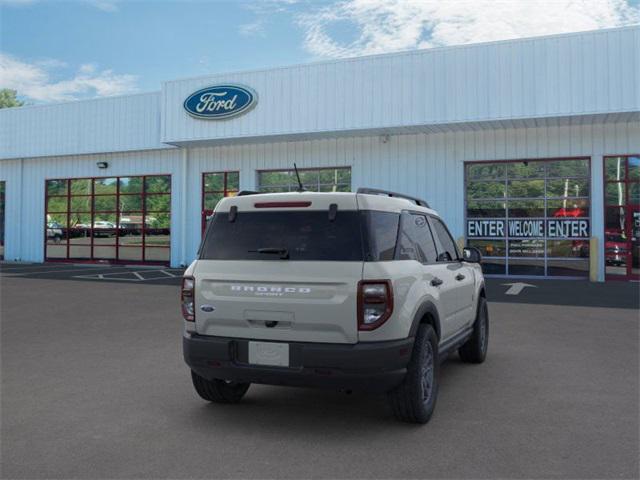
248,341,289,367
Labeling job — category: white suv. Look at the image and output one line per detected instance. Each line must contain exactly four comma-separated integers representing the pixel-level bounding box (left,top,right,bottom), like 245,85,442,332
182,188,488,423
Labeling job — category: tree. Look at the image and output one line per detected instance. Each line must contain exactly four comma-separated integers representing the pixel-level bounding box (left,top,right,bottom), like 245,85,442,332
0,89,24,109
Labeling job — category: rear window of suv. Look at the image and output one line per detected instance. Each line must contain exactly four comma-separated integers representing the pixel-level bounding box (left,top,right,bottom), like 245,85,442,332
200,211,364,261
200,210,403,262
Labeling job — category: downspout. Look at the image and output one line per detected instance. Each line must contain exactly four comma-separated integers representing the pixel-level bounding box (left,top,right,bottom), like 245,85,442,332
181,148,188,267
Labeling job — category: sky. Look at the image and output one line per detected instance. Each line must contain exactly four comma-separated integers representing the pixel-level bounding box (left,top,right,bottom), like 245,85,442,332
1,0,639,104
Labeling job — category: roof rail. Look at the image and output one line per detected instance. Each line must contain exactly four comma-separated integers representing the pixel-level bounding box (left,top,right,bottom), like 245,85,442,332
357,188,430,208
236,190,261,196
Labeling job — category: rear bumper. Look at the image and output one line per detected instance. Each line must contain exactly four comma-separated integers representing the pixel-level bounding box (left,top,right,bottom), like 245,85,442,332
183,333,414,393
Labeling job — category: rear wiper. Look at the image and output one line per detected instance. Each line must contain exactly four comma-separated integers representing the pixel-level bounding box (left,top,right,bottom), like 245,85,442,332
248,247,290,259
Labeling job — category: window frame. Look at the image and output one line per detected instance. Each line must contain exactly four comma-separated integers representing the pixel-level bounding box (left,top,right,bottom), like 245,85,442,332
428,215,461,263
256,166,351,193
44,174,171,265
201,171,240,233
602,155,640,281
464,157,592,278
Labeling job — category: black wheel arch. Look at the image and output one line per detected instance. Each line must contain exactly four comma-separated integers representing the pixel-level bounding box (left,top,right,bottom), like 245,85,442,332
409,301,442,340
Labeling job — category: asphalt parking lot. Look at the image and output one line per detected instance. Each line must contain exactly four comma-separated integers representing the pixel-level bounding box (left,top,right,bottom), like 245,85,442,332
1,263,638,479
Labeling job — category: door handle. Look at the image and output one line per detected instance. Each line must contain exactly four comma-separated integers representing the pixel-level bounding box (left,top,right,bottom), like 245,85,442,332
455,273,466,281
431,277,443,287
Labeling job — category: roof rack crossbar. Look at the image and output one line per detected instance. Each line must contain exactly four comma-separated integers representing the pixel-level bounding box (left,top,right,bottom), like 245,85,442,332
357,188,430,208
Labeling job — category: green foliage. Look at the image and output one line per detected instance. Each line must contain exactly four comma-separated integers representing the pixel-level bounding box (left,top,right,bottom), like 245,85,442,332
0,89,24,109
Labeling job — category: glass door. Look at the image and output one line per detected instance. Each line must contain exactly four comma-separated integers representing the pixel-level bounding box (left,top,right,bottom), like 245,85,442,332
604,156,639,280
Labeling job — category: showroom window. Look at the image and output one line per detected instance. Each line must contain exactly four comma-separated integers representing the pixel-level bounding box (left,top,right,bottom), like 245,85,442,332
603,155,639,280
465,159,591,277
202,171,239,232
45,175,171,264
0,181,4,260
257,167,351,193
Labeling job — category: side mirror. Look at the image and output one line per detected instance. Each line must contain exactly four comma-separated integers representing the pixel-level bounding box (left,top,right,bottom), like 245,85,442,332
462,246,482,263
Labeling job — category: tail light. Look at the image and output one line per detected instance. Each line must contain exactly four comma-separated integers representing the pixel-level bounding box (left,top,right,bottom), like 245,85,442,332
358,280,393,331
181,276,195,321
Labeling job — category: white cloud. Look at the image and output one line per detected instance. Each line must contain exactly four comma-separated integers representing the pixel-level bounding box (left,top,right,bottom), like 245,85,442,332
239,19,266,36
86,0,119,12
298,0,640,58
0,53,138,102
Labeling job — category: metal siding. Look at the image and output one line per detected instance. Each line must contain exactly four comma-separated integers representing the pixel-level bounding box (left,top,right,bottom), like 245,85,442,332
171,121,640,276
161,27,638,145
0,149,184,264
0,92,169,160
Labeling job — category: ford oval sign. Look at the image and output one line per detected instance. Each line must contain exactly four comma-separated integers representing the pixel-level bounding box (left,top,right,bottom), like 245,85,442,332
183,84,257,120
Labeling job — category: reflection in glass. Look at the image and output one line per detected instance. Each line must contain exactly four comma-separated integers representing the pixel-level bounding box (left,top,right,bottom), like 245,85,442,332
466,163,506,181
605,183,625,206
507,180,545,198
93,246,117,259
145,194,171,212
547,199,589,218
47,244,68,258
47,179,68,196
546,179,589,197
507,161,545,179
605,157,625,181
204,173,224,191
70,179,91,195
547,260,588,277
629,156,640,181
481,259,506,275
508,240,545,257
70,196,91,212
507,200,545,218
508,259,545,276
466,181,506,199
547,240,589,258
257,168,351,193
93,195,117,212
204,193,224,210
145,175,171,193
69,245,91,259
144,229,170,247
466,200,506,219
119,177,144,194
467,240,506,257
118,247,143,261
144,247,170,262
605,207,625,231
547,159,589,178
630,184,639,205
119,194,143,211
47,196,68,213
93,178,117,194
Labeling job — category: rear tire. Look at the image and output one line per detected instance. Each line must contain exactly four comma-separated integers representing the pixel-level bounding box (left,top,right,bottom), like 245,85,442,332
458,296,489,364
191,371,250,404
387,324,439,424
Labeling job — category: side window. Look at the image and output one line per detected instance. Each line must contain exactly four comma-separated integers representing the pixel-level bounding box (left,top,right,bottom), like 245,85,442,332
396,213,438,263
361,211,400,261
431,217,459,262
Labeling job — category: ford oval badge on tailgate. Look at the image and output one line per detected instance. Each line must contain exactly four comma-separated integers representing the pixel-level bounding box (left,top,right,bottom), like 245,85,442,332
200,305,215,312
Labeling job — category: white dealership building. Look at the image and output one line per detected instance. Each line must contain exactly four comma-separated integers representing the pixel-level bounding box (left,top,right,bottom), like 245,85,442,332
1,26,638,281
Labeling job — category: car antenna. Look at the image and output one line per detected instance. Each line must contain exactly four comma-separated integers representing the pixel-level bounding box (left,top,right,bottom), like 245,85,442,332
293,163,305,192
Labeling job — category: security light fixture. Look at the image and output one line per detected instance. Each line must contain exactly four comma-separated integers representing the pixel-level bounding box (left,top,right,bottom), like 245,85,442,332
96,162,108,169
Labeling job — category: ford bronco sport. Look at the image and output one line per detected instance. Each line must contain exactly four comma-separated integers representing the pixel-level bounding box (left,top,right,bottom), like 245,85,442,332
182,188,488,424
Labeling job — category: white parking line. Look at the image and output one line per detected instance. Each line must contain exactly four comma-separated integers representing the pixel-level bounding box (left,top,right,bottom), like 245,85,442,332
72,269,180,282
0,266,132,276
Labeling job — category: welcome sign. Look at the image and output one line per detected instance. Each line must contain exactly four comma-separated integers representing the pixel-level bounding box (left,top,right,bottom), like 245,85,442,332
467,219,590,239
184,84,257,119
